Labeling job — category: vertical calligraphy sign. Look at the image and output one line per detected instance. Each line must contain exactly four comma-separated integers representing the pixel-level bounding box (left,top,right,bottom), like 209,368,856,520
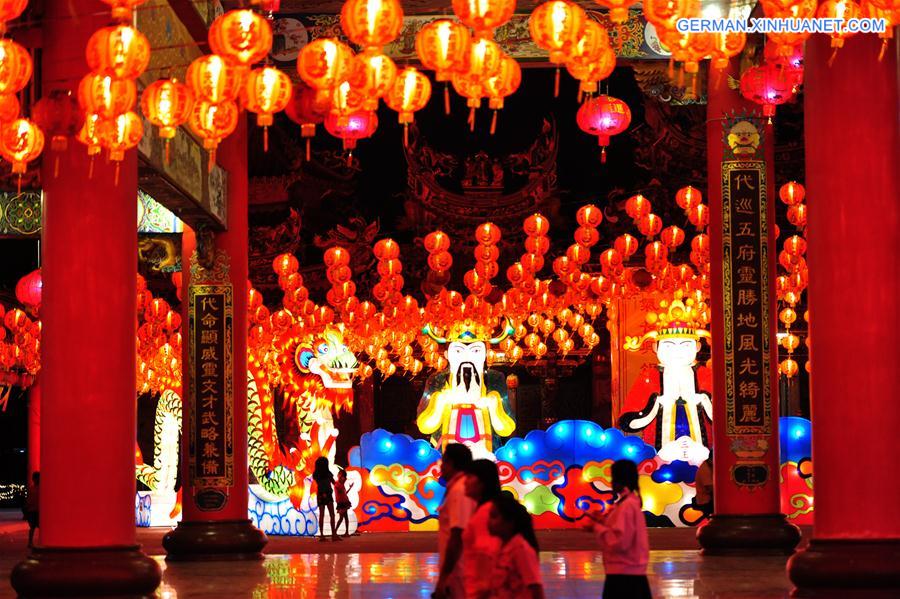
188,257,234,492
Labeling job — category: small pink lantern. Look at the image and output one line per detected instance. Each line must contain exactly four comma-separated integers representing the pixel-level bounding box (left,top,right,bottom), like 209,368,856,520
576,94,631,163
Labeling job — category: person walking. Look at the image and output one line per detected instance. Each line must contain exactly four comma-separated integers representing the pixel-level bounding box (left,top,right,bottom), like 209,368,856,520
433,443,475,599
334,468,354,537
462,459,502,599
24,472,39,548
485,494,545,599
585,459,652,599
312,457,340,542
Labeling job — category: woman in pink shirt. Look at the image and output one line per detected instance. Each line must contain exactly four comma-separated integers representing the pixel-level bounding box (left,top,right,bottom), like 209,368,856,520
586,459,652,599
462,459,502,599
487,494,545,599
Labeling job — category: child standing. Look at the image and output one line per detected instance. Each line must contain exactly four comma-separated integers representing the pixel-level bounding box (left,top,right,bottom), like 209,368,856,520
312,457,340,542
334,469,354,537
586,459,652,599
486,494,545,599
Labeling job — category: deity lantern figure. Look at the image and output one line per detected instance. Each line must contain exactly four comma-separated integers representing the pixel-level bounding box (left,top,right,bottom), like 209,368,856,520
619,292,713,465
417,319,516,459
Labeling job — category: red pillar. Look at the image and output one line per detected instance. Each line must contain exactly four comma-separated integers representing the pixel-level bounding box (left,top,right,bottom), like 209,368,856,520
787,34,900,593
26,378,40,480
163,116,267,559
10,3,160,595
697,61,800,554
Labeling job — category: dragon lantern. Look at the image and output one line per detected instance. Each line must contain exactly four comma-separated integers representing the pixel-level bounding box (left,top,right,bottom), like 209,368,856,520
619,292,713,466
416,318,516,459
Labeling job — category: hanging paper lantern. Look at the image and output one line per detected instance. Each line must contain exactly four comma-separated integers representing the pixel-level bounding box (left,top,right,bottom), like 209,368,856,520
0,39,32,95
660,225,685,249
763,0,816,54
779,181,805,205
98,110,142,179
77,113,103,162
576,94,631,163
817,0,862,49
331,80,368,121
484,54,520,133
297,38,355,91
452,0,517,39
100,0,146,21
15,268,41,314
675,185,702,210
140,78,194,161
464,37,504,81
0,118,42,187
529,1,586,64
709,31,746,70
187,54,243,104
384,67,431,145
416,19,471,82
861,0,899,60
285,82,331,158
643,0,701,32
188,100,239,168
324,109,378,152
78,73,136,119
764,42,803,91
0,0,27,32
565,44,615,94
566,20,610,70
740,63,794,120
243,66,292,150
340,0,404,54
0,93,17,122
85,25,151,80
33,90,82,153
682,32,714,74
208,9,273,68
592,0,639,24
524,213,550,236
351,53,398,110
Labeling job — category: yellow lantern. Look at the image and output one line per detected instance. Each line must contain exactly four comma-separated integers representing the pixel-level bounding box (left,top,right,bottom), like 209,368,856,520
0,117,43,190
565,44,615,94
297,38,355,91
77,73,136,119
384,67,431,146
98,110,143,183
0,39,33,95
187,54,243,104
529,0,587,95
351,52,398,110
451,0,517,39
243,66,292,151
85,25,151,80
593,0,639,24
340,0,404,54
188,100,239,169
484,54,521,133
140,78,194,163
208,9,273,68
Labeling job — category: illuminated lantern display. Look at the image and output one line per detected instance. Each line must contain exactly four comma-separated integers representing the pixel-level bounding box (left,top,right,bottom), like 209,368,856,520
186,54,243,104
576,94,631,163
452,0,517,39
100,0,146,21
33,90,83,176
592,0,638,24
0,0,26,33
566,44,615,94
780,181,805,205
243,66,292,151
416,19,471,113
384,67,431,146
284,82,331,159
208,9,273,68
740,63,795,121
484,54,521,134
351,52,397,110
324,109,378,157
15,268,41,315
297,38,355,91
188,100,239,168
97,110,142,183
0,117,43,189
529,0,586,95
817,0,862,52
340,0,404,54
0,39,32,95
140,79,194,165
0,92,17,122
77,73,136,119
85,25,151,80
675,185,701,210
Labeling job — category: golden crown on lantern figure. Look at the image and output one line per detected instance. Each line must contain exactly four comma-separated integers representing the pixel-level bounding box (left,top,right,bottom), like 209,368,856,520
624,291,711,350
423,318,515,345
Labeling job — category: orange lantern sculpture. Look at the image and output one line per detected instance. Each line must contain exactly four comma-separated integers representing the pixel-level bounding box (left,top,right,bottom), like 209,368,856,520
576,94,631,163
188,100,239,169
452,0,517,39
297,38,355,91
77,73,136,119
244,65,292,151
208,9,273,68
566,44,615,95
141,78,195,163
384,67,431,146
324,109,378,159
98,110,142,183
284,83,331,159
352,52,398,110
0,39,32,95
187,54,243,104
0,93,17,122
529,0,586,95
740,63,795,121
0,117,43,189
484,54,521,134
85,24,151,80
593,0,639,24
33,90,83,176
340,0,404,54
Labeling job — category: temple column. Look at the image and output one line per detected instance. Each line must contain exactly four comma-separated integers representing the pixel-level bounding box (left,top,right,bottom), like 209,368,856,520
163,117,267,560
787,35,900,594
697,61,800,554
27,378,40,480
10,3,161,595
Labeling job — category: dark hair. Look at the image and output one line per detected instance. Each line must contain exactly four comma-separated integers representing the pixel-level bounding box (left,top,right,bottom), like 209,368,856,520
611,459,640,496
312,457,332,483
467,459,501,505
442,443,472,471
492,494,539,553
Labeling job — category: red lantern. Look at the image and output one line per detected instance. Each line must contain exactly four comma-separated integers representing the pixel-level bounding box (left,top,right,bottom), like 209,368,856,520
86,25,151,80
325,109,378,155
0,39,32,95
0,0,27,32
284,83,331,159
0,93,17,122
416,19,471,82
208,9,273,68
15,268,41,314
243,66,292,151
97,110,142,183
523,213,550,236
576,94,631,163
340,0,404,54
452,0,516,39
779,181,805,205
384,67,431,145
0,118,44,188
675,185,702,210
297,38,355,91
188,100,239,169
33,90,83,175
740,63,794,121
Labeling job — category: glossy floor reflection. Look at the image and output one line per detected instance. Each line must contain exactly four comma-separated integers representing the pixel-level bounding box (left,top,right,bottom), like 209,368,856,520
156,550,793,598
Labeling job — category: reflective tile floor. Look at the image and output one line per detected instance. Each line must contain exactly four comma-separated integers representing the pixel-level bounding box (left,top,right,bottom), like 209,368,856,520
155,550,794,599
